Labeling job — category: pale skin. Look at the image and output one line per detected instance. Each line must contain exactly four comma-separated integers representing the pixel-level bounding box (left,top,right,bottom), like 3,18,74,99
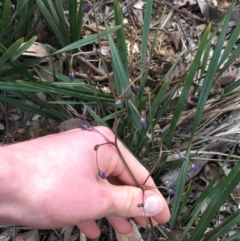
0,126,170,239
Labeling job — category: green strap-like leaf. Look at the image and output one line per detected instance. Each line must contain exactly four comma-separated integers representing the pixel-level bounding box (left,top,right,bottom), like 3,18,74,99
54,26,122,54
188,160,240,240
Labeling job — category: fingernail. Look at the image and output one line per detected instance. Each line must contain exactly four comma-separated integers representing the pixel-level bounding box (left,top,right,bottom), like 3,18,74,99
144,195,163,216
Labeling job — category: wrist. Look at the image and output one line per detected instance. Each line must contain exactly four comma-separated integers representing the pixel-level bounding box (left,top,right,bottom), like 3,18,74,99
0,145,23,224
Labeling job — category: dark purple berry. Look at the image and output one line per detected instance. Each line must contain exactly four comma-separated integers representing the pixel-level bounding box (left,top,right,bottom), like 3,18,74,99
115,99,121,105
94,145,99,151
79,124,87,130
174,148,180,154
146,223,152,232
98,171,106,179
168,189,175,196
192,164,198,172
134,86,140,93
69,71,75,81
180,156,187,161
83,4,91,13
140,118,147,128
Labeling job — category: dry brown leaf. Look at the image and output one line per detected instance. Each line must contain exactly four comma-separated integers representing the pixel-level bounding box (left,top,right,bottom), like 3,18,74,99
37,59,62,82
22,42,49,58
115,220,143,241
14,230,39,241
0,228,14,241
62,226,74,241
216,69,237,86
173,0,197,6
209,5,240,25
0,122,5,130
79,232,87,241
170,32,183,51
133,0,145,9
58,118,88,132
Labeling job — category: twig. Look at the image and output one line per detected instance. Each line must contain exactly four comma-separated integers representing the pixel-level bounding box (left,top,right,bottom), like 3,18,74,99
92,0,116,96
156,0,216,25
76,55,105,76
91,0,140,186
75,71,113,82
90,2,155,236
100,0,139,22
177,15,197,51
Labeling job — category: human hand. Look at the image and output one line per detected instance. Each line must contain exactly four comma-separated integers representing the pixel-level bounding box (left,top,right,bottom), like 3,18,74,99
1,126,170,238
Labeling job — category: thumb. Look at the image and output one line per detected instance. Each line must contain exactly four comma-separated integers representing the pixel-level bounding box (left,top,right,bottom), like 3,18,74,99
108,184,164,217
